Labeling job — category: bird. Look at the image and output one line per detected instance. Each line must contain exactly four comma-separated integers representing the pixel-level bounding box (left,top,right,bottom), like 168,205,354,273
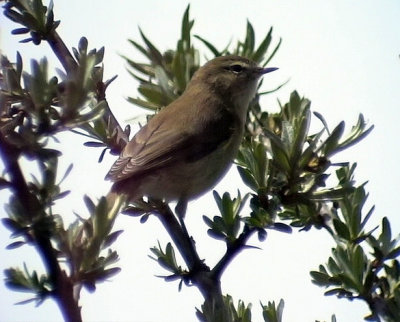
105,55,277,218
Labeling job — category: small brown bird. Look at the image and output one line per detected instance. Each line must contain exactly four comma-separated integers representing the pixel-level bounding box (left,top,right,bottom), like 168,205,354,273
106,55,277,217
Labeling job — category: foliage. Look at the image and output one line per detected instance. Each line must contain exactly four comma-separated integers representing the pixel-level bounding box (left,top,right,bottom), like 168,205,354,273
261,299,284,322
197,295,253,322
1,0,126,320
123,5,281,112
1,1,399,322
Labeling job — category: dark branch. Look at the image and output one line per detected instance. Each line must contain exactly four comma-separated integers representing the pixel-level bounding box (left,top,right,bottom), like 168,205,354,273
95,80,129,154
212,226,256,280
46,31,78,74
0,132,82,322
154,204,206,272
154,205,226,307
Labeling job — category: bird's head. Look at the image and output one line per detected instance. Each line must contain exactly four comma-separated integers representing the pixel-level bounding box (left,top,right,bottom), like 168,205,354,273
189,55,278,104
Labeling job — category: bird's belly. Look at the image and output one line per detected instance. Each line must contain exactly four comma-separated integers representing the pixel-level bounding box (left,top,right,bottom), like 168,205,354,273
140,137,240,201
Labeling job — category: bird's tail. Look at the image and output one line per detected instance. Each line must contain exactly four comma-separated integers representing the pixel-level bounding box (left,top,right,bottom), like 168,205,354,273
105,191,127,222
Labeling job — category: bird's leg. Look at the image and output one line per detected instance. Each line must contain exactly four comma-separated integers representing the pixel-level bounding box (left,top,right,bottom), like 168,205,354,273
175,198,200,265
175,199,189,234
175,199,208,273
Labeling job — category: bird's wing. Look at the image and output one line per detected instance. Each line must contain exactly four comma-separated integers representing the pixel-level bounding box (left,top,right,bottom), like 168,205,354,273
106,108,236,182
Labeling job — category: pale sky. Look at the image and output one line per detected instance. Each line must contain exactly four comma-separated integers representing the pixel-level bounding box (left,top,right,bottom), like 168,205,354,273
1,1,400,321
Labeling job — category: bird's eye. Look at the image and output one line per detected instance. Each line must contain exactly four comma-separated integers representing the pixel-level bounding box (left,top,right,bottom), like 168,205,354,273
230,64,244,73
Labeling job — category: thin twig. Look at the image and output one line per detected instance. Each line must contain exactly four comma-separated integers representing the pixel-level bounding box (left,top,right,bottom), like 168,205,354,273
45,30,128,153
46,31,78,74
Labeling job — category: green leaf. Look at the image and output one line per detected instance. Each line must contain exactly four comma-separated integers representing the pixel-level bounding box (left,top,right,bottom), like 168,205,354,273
194,35,220,57
263,38,282,67
379,217,392,249
314,111,330,134
96,267,121,281
360,205,375,231
126,97,160,110
243,20,255,57
58,163,73,185
263,129,290,173
149,242,182,274
181,4,192,50
84,141,105,148
387,246,400,260
298,129,324,170
352,245,366,282
290,110,310,166
270,140,290,173
327,257,341,275
138,84,167,106
127,39,152,61
310,270,330,286
324,288,353,297
237,166,258,191
94,46,105,65
336,114,374,153
154,66,176,100
321,121,345,157
221,192,234,223
213,190,223,211
270,223,292,234
333,219,351,241
74,100,106,126
171,51,186,92
139,28,164,66
78,37,88,55
261,299,284,322
4,9,25,25
123,56,155,77
311,186,354,201
11,27,30,35
6,241,26,250
103,230,124,248
84,195,96,214
252,27,272,63
254,141,267,186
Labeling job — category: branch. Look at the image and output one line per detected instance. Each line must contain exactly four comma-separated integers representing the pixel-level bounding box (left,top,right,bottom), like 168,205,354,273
212,226,256,280
154,205,206,272
0,132,82,322
46,31,78,74
154,205,225,307
95,78,129,154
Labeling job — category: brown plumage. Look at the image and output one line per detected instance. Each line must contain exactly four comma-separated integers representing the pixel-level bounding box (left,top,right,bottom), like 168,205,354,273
106,55,277,216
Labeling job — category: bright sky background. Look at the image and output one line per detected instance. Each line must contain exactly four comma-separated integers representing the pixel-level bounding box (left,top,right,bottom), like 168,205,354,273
1,1,400,321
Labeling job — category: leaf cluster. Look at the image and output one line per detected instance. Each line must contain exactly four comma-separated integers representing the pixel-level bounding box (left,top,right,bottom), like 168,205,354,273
197,295,252,322
122,6,281,115
55,196,122,292
3,0,129,155
4,0,59,45
1,0,127,317
123,6,199,111
311,211,400,321
4,264,51,306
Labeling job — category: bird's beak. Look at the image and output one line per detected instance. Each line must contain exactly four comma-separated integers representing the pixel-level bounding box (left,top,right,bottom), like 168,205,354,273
261,67,279,74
